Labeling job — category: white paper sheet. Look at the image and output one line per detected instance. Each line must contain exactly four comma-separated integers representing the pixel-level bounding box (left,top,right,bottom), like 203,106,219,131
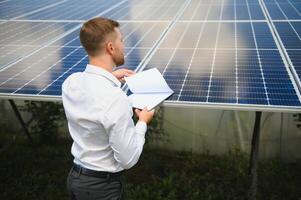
128,93,172,110
124,68,173,94
125,68,174,110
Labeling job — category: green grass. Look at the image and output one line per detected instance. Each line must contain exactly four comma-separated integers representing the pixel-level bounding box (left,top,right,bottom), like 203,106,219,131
0,133,301,200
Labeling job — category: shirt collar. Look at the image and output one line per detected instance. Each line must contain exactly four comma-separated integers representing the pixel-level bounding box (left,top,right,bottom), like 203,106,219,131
84,64,121,88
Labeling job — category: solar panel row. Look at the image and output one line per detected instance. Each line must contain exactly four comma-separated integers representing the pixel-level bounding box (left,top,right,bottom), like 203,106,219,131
0,0,301,112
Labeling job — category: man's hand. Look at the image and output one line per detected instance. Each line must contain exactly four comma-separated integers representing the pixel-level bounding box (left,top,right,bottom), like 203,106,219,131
135,107,155,124
112,69,135,83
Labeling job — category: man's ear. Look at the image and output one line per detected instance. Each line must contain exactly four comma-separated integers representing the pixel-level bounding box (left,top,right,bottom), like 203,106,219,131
106,42,114,55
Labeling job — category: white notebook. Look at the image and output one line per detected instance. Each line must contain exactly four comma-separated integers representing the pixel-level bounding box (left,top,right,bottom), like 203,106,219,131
125,68,174,110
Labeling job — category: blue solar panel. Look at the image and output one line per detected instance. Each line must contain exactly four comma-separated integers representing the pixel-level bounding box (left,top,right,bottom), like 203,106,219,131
18,0,124,20
274,21,301,49
180,0,265,20
143,21,301,108
101,0,186,21
287,50,301,83
0,0,59,19
264,0,301,20
0,22,168,96
0,21,80,68
0,0,301,112
274,21,301,89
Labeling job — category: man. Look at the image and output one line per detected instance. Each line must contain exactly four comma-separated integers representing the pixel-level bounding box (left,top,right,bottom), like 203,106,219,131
62,17,154,200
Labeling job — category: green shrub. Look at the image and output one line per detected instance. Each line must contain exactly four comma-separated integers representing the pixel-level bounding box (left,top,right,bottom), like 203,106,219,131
20,101,65,143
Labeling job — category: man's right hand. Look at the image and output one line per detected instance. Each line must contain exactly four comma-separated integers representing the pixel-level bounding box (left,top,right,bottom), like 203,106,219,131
135,107,155,124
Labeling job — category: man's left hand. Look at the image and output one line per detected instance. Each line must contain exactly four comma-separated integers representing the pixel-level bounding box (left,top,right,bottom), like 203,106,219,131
112,69,135,83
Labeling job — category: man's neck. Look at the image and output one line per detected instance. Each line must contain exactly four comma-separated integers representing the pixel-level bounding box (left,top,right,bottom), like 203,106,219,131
89,57,115,73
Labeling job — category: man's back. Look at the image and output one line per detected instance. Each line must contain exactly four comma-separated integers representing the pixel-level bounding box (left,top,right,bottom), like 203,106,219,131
64,17,154,200
62,65,134,172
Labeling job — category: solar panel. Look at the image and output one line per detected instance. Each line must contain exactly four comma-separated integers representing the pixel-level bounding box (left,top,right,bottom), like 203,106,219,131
272,21,301,93
0,0,301,112
143,21,301,108
0,21,79,68
100,0,186,21
0,0,59,19
264,0,301,20
180,0,265,20
17,0,125,20
0,21,169,96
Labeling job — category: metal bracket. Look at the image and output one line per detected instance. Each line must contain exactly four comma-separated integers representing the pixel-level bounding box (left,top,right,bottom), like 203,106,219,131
8,99,33,143
248,111,262,200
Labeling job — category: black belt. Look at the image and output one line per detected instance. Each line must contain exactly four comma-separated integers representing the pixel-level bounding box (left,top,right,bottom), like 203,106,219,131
72,164,123,179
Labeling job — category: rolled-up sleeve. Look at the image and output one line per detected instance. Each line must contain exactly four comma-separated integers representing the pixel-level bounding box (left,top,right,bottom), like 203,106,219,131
103,95,147,169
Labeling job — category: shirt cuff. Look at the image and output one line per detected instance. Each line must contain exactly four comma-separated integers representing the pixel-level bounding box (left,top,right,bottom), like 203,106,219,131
135,121,147,135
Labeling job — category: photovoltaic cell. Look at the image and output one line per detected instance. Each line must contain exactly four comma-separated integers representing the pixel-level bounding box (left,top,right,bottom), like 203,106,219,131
274,21,301,88
264,0,301,20
274,22,301,49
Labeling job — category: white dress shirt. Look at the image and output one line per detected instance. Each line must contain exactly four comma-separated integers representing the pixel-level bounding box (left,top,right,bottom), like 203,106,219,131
62,64,147,172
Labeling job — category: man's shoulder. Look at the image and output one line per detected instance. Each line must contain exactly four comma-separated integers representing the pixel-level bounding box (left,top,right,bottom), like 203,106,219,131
104,89,132,114
65,72,83,81
62,72,82,87
101,87,129,103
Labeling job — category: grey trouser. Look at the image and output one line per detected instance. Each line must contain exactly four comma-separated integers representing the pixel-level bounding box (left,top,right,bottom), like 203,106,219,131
67,166,124,200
